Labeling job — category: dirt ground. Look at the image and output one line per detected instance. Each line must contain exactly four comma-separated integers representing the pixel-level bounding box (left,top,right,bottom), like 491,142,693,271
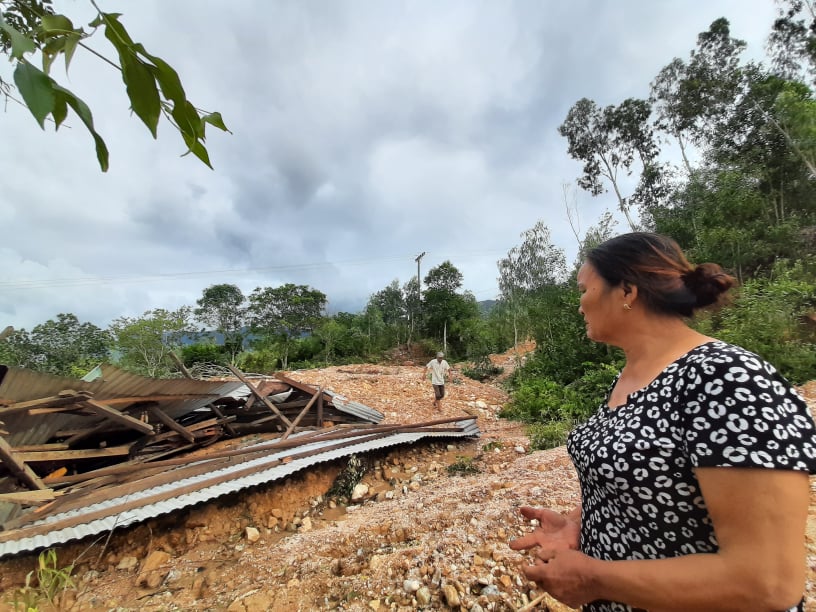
0,348,814,612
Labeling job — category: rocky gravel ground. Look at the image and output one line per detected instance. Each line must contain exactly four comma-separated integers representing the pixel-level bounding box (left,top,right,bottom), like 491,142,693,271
0,356,813,612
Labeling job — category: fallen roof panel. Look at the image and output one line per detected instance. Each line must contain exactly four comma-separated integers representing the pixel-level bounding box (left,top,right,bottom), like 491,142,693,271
0,419,479,557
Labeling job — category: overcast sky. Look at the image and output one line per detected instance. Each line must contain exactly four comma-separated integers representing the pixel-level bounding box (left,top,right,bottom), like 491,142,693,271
0,1,779,331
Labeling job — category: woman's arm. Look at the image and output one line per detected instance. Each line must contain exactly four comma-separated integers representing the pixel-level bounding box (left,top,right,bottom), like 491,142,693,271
522,468,809,611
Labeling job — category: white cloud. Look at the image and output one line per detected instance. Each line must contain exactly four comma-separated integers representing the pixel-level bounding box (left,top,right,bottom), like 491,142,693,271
0,0,780,330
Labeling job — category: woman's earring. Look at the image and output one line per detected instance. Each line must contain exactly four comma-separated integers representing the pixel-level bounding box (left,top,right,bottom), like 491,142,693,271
623,303,631,311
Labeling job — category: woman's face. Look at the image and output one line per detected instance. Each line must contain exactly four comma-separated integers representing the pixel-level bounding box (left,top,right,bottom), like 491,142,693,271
577,262,620,343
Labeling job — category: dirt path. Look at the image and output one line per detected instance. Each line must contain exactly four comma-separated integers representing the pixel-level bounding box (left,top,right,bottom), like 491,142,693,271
0,361,814,611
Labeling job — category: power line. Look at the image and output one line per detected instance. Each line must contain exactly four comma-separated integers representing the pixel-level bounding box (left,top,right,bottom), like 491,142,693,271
0,249,510,291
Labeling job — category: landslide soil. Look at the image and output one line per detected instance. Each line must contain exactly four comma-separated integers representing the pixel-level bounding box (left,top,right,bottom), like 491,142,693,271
0,346,814,612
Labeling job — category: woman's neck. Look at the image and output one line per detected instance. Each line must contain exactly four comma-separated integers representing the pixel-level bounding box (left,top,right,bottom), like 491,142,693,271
618,316,711,373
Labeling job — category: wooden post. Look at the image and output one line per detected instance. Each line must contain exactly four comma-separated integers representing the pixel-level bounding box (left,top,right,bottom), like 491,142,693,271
227,365,293,428
0,436,47,490
147,406,195,443
168,351,194,379
82,400,155,435
280,387,321,441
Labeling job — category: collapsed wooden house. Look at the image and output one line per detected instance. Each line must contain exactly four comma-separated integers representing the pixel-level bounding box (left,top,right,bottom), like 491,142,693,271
0,363,479,557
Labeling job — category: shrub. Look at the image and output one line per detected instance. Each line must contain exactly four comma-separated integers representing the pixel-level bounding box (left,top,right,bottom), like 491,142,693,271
528,420,574,450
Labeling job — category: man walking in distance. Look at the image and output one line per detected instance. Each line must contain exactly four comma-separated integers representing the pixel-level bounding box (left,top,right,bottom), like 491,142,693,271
423,351,451,410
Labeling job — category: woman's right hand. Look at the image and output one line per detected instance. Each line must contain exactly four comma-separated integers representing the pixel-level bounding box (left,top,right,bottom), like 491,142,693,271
508,506,580,552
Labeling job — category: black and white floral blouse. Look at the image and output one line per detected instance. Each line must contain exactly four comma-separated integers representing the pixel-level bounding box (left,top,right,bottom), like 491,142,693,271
567,341,816,612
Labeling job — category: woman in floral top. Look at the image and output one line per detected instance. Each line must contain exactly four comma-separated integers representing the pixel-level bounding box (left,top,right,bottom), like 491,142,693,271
510,232,816,612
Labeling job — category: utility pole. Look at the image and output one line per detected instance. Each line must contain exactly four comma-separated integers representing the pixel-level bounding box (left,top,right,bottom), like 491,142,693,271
413,252,425,342
415,251,425,312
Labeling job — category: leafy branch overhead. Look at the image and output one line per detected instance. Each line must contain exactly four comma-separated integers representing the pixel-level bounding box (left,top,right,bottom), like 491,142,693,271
0,1,228,171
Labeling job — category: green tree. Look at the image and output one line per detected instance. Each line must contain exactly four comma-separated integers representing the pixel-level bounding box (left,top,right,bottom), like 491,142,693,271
194,284,247,366
498,221,567,347
4,313,110,376
649,20,746,175
559,97,663,229
0,0,228,170
367,279,408,346
421,261,480,355
247,283,327,369
109,307,192,377
768,0,816,84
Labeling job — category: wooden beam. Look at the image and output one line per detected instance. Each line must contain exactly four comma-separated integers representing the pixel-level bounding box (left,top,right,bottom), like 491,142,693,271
28,406,95,415
15,445,133,462
64,422,121,447
81,399,154,434
317,391,324,427
99,394,216,405
13,443,70,452
0,436,47,490
0,490,59,505
0,392,92,417
209,405,238,437
274,372,333,407
147,406,195,443
227,365,293,428
168,351,194,379
280,387,321,441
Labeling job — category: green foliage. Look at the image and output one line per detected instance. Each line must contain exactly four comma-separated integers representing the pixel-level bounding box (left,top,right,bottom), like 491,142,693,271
501,362,619,426
527,420,574,450
693,258,816,383
237,346,279,374
0,313,110,377
328,454,367,500
181,340,229,368
520,285,618,385
248,283,327,369
461,356,503,382
110,307,192,377
446,455,481,476
0,2,228,170
5,548,75,610
559,96,661,230
504,361,621,451
194,284,247,365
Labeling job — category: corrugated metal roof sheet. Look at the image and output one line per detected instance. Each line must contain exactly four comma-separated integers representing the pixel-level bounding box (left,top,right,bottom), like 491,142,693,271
0,419,479,557
0,365,245,446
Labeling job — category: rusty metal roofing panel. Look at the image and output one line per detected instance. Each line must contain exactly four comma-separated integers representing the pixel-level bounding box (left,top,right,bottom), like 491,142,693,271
0,419,479,557
0,365,245,444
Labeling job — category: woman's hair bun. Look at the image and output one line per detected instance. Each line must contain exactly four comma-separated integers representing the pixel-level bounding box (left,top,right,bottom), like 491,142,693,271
682,263,736,308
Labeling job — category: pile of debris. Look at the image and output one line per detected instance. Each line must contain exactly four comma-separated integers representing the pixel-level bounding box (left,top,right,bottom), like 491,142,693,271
0,362,478,558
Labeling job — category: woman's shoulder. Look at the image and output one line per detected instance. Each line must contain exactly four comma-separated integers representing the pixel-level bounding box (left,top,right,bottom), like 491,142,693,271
684,340,778,375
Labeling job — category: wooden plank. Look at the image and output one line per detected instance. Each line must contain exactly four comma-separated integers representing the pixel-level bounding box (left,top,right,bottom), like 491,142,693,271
317,391,324,427
64,423,110,447
0,490,59,505
28,406,95,415
81,399,154,434
274,373,333,406
227,365,293,428
280,387,321,441
168,351,195,379
0,436,47,490
12,443,70,452
209,405,238,437
15,445,133,462
0,392,92,417
147,406,195,443
99,394,216,405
